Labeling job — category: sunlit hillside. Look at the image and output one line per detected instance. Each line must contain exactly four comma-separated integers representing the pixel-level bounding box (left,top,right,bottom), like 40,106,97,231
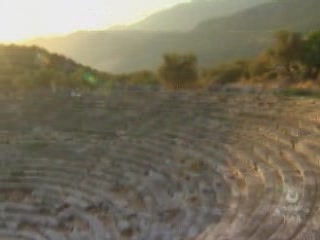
0,44,160,91
129,0,271,31
0,44,116,90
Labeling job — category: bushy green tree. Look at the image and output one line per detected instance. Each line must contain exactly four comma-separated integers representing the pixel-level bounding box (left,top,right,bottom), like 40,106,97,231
270,30,303,78
158,53,199,89
301,31,320,78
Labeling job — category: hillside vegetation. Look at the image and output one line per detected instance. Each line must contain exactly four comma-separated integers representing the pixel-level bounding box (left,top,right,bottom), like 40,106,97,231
3,29,320,93
0,45,158,91
151,29,320,91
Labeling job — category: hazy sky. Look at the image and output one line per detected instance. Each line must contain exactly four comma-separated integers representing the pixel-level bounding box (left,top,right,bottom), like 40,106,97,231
0,0,189,42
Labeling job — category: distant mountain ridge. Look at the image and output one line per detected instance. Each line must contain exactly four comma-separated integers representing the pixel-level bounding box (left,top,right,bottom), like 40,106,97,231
129,0,271,32
25,0,320,73
195,0,320,32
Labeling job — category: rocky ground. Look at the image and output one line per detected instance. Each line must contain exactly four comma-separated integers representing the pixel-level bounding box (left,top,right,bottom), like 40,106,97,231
1,88,320,240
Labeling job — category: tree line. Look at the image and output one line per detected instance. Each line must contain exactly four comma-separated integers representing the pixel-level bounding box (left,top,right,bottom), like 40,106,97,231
158,30,320,89
1,30,320,92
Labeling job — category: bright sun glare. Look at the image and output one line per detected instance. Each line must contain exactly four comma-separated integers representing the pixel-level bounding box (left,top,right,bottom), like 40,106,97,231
0,0,188,42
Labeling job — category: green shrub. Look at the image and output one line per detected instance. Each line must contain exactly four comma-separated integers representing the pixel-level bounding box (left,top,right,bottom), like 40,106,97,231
302,31,320,78
276,88,320,98
124,71,158,86
205,61,248,85
249,60,270,77
158,53,199,89
263,71,278,80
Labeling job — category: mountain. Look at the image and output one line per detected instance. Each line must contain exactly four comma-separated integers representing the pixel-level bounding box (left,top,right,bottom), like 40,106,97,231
129,0,271,32
25,29,191,73
25,0,320,73
196,0,320,32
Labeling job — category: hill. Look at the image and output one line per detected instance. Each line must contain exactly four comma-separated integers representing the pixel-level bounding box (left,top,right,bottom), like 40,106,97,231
25,0,320,73
129,0,270,32
196,0,320,32
0,44,117,90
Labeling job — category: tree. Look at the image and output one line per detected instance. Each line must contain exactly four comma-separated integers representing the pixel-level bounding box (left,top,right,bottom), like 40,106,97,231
301,31,320,78
158,53,199,89
270,30,303,79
